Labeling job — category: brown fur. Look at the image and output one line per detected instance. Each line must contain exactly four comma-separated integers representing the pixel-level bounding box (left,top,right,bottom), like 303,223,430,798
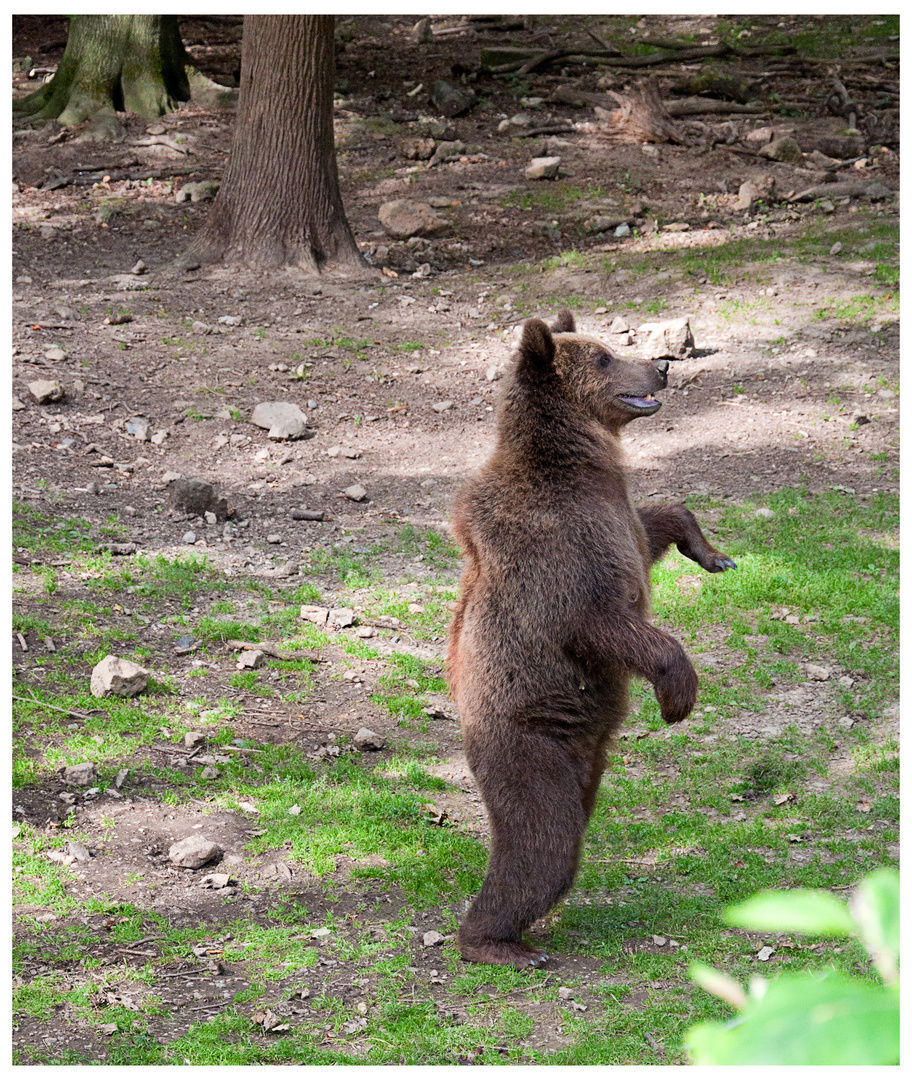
447,311,736,969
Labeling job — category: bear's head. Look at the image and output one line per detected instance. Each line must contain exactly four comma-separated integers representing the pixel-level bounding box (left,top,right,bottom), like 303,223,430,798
514,310,669,432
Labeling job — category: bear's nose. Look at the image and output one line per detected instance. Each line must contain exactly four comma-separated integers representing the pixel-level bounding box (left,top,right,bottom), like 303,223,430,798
655,359,669,385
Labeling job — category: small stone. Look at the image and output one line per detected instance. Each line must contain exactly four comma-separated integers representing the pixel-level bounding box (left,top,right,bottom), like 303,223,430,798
182,531,197,544
250,401,308,441
191,320,213,335
292,508,325,521
818,198,835,214
311,926,332,940
90,655,149,699
428,139,467,168
63,762,96,786
486,365,502,382
184,731,205,749
66,841,91,862
525,156,561,180
637,317,695,360
28,379,64,405
204,511,217,525
237,649,266,669
355,626,375,638
114,768,129,789
343,484,367,502
614,222,631,238
130,260,146,275
608,316,630,334
757,137,805,166
422,930,445,947
175,180,220,204
266,534,282,544
429,79,475,118
754,507,775,519
432,400,454,413
12,397,25,411
557,986,574,1000
218,315,244,326
201,765,220,780
329,608,355,628
378,200,450,240
45,347,67,362
354,728,386,751
170,477,230,519
300,605,330,625
803,663,832,682
168,835,220,869
829,242,843,256
161,471,183,485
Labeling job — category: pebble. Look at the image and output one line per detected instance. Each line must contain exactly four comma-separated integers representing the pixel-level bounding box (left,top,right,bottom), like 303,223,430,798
754,507,775,518
237,649,266,670
614,222,631,238
343,484,367,502
485,366,501,382
63,762,96,786
266,534,282,544
432,401,454,413
90,655,149,698
28,379,65,405
183,531,197,544
201,766,220,780
525,156,561,180
168,835,221,869
45,348,67,362
422,930,445,948
354,728,387,751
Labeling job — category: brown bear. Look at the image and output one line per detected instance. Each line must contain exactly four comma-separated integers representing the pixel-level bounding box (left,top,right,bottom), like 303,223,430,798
447,310,736,969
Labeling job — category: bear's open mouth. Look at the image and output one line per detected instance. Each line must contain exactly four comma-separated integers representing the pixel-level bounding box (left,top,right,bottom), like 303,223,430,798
616,394,661,415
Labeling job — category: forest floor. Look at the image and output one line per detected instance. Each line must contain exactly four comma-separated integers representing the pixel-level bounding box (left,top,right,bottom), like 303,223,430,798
11,13,899,1066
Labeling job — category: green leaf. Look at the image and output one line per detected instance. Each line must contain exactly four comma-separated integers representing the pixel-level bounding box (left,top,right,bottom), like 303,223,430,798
850,867,899,984
686,973,899,1065
725,889,856,936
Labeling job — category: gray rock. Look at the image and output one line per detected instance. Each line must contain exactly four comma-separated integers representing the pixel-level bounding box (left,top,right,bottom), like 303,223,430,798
201,765,220,780
170,477,230,520
63,762,96,786
498,112,532,133
28,379,64,405
131,259,146,275
45,347,67,362
125,418,151,442
237,649,266,669
176,180,220,204
168,835,221,869
12,397,25,411
266,533,282,544
758,136,805,166
378,200,450,240
430,79,475,118
354,728,387,751
803,663,832,682
300,605,330,625
428,139,466,168
292,508,325,521
184,731,205,749
525,156,561,180
734,174,775,211
114,768,129,788
410,16,432,43
830,241,843,256
432,400,455,413
584,215,625,234
343,484,368,502
182,531,197,544
614,222,631,238
67,841,91,862
637,317,695,360
90,655,149,699
754,507,775,519
422,930,445,947
250,401,308,440
486,365,502,382
329,608,355,629
608,316,630,334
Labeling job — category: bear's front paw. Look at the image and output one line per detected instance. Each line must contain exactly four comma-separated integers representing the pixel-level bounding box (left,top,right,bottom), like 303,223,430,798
700,549,737,573
655,660,698,725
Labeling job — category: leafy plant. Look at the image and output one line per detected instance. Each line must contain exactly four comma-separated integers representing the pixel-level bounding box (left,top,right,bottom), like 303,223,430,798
685,868,899,1065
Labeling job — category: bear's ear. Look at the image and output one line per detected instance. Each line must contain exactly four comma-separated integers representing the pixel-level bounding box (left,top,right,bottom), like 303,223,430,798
551,309,576,334
517,318,555,375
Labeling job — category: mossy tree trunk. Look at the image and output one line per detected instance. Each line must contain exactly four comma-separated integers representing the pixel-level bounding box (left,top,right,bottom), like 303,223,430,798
14,15,232,126
182,15,366,276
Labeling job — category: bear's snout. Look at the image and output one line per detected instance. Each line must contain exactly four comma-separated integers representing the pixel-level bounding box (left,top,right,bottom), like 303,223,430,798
654,359,669,388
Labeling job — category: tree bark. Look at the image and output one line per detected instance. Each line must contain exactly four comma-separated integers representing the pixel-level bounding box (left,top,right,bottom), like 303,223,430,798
182,16,366,276
13,15,197,124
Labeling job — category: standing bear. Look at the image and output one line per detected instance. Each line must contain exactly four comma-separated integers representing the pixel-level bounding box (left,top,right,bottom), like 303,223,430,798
447,311,736,969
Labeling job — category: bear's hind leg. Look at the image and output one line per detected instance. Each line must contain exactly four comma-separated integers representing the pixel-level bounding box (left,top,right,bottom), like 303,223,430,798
458,729,596,968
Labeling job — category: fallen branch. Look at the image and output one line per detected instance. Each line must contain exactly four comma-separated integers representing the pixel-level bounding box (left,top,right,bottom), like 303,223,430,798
666,98,767,116
226,639,322,663
788,179,895,202
516,124,577,138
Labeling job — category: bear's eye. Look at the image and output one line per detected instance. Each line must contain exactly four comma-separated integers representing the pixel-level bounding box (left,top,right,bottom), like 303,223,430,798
597,353,611,368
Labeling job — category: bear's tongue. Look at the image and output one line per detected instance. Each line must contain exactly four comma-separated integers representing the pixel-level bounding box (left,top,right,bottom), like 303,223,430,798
618,394,658,408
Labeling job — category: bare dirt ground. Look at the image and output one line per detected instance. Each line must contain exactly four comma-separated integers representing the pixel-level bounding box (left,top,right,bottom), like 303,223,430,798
11,13,899,1065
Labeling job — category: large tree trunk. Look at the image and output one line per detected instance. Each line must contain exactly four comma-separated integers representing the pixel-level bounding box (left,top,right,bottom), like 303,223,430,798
14,15,192,124
182,15,367,277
